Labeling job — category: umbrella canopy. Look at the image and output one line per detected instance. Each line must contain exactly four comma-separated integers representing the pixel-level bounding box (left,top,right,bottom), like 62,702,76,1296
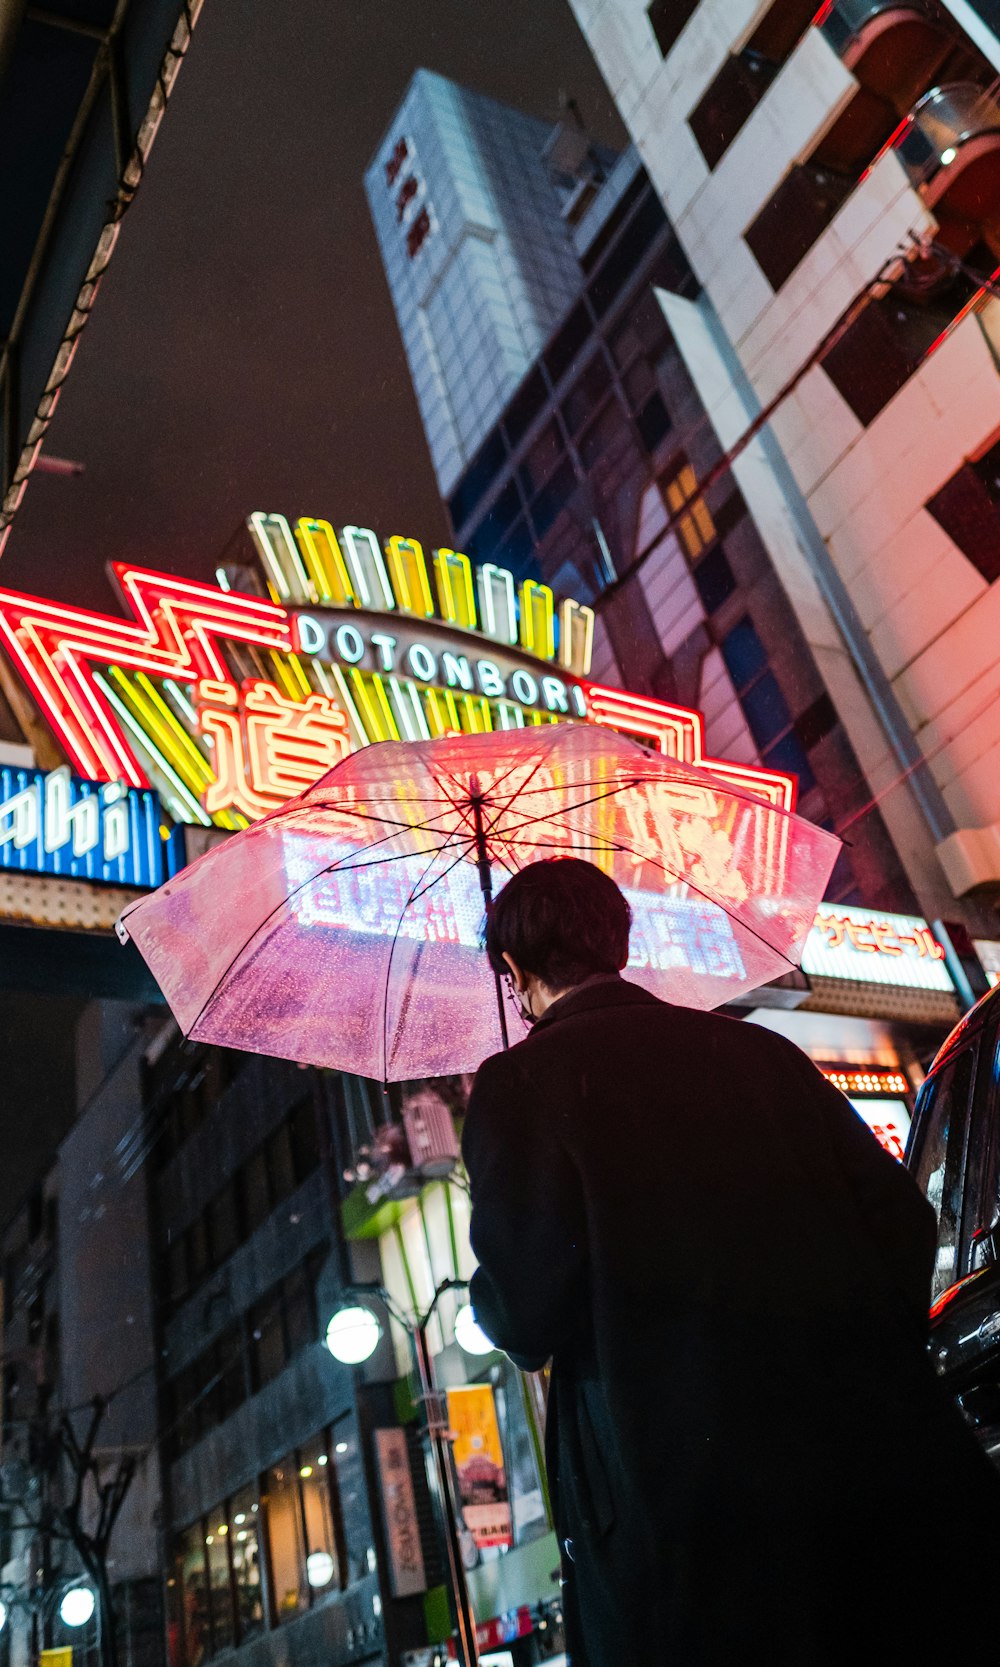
117,724,839,1080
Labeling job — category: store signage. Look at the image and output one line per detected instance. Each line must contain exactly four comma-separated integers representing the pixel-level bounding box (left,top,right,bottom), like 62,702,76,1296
373,1428,426,1598
801,905,954,992
445,1384,512,1549
0,764,173,887
0,513,796,832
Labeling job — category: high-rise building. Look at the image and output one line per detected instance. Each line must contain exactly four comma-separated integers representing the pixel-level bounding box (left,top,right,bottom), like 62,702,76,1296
370,72,921,916
566,0,1000,930
364,69,611,497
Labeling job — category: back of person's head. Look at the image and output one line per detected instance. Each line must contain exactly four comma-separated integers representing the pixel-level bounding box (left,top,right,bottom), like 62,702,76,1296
485,858,632,991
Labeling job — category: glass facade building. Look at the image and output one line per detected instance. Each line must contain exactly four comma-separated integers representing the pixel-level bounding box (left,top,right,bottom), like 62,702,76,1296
364,70,602,496
373,101,915,912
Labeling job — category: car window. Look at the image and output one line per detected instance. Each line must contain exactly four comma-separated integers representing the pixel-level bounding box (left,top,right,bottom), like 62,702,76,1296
911,1046,975,1296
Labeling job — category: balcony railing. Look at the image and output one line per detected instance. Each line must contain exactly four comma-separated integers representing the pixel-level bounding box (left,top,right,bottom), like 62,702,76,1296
821,0,937,57
897,81,1000,180
821,0,952,108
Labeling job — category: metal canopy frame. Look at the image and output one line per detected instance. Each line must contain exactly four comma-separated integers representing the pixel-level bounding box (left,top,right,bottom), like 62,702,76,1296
0,0,204,553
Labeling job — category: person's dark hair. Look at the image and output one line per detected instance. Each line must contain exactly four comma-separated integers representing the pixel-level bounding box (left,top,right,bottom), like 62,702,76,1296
484,858,631,990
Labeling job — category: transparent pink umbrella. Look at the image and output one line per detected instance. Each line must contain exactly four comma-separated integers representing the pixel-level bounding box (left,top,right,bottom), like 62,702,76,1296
117,723,839,1080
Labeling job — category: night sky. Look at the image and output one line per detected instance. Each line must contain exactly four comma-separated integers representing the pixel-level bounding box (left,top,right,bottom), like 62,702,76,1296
2,0,625,613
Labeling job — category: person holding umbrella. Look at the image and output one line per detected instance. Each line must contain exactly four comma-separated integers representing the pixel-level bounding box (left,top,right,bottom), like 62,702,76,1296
462,856,1000,1667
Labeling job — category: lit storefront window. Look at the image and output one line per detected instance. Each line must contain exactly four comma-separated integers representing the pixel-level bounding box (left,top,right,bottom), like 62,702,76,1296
262,1456,307,1621
172,1426,363,1662
229,1489,264,1642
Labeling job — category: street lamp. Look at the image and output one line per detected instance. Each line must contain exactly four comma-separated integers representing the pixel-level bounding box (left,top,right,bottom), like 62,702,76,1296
324,1304,382,1365
454,1303,495,1357
59,1585,96,1627
326,1278,482,1667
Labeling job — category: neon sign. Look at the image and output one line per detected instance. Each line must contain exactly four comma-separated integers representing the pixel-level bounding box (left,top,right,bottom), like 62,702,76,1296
0,764,175,887
801,905,954,992
0,513,798,829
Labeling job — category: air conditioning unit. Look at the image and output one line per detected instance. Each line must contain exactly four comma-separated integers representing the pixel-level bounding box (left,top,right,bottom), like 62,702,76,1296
402,1089,460,1179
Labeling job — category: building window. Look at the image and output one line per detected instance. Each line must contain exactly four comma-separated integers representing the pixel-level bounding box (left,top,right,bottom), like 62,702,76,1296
331,1417,376,1585
518,420,565,497
636,391,672,454
164,1099,326,1314
822,260,986,427
262,1440,342,1622
447,430,508,531
263,1456,307,1622
746,164,854,291
530,459,576,539
177,1525,211,1665
721,617,817,796
229,1488,265,1642
692,544,737,614
204,1524,235,1653
544,301,592,385
561,353,612,435
173,1434,348,1662
663,464,715,559
926,436,1000,583
689,50,780,169
647,0,698,57
586,192,668,318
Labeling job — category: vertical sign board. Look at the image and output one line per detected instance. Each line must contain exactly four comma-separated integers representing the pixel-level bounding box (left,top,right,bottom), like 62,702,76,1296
374,1427,427,1598
445,1385,512,1549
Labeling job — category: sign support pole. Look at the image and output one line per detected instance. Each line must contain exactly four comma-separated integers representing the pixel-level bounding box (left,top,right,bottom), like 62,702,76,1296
469,785,509,1050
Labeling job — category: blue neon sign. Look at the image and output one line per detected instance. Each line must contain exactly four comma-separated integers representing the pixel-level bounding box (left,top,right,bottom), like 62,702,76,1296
0,765,179,888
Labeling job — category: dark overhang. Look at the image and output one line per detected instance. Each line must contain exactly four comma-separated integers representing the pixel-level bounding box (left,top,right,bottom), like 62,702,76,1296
0,0,204,551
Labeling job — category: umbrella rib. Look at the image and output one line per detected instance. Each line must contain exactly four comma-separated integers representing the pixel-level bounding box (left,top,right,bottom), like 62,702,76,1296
180,828,464,1040
379,830,480,1083
503,827,800,969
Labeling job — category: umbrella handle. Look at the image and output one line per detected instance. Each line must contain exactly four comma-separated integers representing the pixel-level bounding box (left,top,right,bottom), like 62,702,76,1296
471,791,510,1051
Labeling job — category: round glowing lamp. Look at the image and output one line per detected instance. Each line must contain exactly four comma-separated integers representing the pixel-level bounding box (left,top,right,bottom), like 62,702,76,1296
306,1550,335,1588
325,1304,382,1365
60,1587,96,1628
454,1302,495,1356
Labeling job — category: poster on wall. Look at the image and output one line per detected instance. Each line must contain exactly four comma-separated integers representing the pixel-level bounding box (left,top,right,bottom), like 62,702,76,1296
445,1384,513,1549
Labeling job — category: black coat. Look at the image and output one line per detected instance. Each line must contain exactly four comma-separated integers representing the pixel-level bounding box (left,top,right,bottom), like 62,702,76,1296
462,978,1000,1666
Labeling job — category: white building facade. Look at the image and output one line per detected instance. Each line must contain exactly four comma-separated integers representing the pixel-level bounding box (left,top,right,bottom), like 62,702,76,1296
566,0,1000,921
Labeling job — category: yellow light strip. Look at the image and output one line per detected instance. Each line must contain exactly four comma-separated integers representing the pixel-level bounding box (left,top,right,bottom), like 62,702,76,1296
109,669,212,796
433,548,477,630
268,651,301,700
370,673,401,740
326,662,370,744
461,694,493,734
94,673,212,827
133,673,215,783
349,669,394,741
519,580,555,659
386,535,435,617
294,518,355,606
287,653,313,698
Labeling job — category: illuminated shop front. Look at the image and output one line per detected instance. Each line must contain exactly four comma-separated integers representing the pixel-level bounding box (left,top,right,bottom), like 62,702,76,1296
750,904,964,1162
